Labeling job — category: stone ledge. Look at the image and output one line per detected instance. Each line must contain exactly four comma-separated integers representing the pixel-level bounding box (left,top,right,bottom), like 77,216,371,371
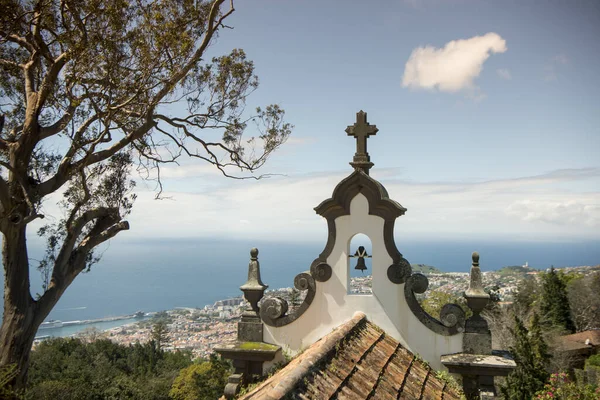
214,342,281,362
441,352,516,377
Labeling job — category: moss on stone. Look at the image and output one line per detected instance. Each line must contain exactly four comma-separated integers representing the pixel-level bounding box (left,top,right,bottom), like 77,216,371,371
238,342,279,351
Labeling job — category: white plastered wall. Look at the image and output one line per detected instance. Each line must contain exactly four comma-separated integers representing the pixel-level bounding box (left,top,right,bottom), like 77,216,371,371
263,193,463,370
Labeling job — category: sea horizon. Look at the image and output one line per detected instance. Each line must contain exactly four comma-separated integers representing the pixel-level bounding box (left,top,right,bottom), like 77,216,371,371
2,237,598,328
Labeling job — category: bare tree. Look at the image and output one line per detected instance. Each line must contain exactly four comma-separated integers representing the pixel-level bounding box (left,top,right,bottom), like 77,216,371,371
568,272,600,332
0,0,292,389
483,307,516,351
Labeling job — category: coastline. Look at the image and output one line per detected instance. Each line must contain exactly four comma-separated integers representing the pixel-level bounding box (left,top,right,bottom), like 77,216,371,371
34,264,600,358
34,314,154,340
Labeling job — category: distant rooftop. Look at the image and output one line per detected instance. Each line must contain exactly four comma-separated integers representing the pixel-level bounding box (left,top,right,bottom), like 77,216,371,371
558,330,600,351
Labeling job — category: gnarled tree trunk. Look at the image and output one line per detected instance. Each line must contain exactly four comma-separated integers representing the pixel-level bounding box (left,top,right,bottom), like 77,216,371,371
0,224,42,389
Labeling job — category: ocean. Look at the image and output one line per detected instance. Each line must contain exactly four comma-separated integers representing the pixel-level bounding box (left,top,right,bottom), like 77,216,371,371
1,237,599,337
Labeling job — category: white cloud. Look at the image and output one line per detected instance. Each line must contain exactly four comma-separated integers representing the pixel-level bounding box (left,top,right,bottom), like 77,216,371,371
285,136,316,146
29,168,599,244
115,168,600,243
505,200,600,227
402,33,507,94
496,68,512,80
158,163,225,179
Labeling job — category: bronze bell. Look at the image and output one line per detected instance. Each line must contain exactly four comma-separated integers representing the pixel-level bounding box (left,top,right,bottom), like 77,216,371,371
351,246,370,273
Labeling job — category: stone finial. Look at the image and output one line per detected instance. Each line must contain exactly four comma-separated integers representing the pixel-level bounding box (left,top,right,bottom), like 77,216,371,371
464,252,489,316
240,248,268,317
215,248,281,400
464,251,491,338
471,251,479,267
345,110,378,173
447,253,514,396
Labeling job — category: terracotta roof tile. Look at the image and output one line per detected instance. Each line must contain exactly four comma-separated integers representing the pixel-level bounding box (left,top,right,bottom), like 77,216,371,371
238,312,462,400
400,360,428,399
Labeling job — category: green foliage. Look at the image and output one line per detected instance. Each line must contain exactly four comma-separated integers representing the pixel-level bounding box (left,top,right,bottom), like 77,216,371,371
498,266,532,276
421,285,501,321
151,321,169,351
514,276,540,312
534,372,600,400
26,337,193,400
238,342,278,351
0,364,23,399
421,291,454,316
152,311,172,324
557,270,581,286
420,291,472,319
529,313,551,372
410,264,441,274
434,370,462,393
586,354,600,370
169,354,230,400
501,314,550,400
539,267,575,333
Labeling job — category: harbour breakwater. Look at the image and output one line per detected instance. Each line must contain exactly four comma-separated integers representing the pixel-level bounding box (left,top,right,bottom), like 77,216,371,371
35,313,153,340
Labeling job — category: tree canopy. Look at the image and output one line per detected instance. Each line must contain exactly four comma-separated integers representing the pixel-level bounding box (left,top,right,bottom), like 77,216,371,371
539,267,575,333
169,355,229,400
25,337,195,400
0,0,291,389
501,313,550,400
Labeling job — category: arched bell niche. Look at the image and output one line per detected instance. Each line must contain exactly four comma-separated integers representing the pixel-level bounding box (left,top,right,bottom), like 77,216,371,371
348,233,373,295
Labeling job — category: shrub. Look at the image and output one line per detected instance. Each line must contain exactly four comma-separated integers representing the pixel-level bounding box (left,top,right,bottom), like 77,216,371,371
586,354,600,370
534,372,600,400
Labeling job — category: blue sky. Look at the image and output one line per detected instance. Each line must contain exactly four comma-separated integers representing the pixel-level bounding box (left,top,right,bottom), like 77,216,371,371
206,0,599,177
32,0,600,245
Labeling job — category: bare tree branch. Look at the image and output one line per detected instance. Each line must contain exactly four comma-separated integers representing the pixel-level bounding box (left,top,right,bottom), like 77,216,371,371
35,51,69,112
35,215,129,318
31,7,54,63
38,100,76,140
52,206,120,284
78,220,129,254
64,170,91,229
0,32,35,53
0,59,20,69
37,114,153,197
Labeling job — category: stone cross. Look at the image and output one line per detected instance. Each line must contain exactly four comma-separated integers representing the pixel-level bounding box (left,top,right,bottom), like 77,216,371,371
345,110,378,173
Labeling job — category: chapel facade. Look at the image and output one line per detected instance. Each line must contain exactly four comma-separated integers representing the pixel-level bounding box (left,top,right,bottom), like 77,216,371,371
216,111,515,400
